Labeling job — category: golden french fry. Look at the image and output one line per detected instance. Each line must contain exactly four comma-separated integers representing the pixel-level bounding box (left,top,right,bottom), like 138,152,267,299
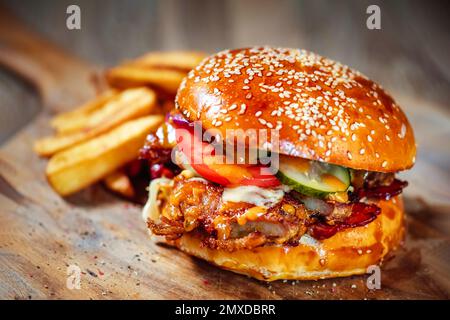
131,51,206,71
46,115,163,196
50,89,118,132
34,87,157,156
56,87,156,134
106,67,186,94
103,170,135,199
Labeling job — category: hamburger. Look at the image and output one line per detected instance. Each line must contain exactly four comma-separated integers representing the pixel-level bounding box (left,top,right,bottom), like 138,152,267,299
140,47,416,281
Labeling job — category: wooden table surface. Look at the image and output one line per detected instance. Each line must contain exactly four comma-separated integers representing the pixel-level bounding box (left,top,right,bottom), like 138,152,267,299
0,0,449,299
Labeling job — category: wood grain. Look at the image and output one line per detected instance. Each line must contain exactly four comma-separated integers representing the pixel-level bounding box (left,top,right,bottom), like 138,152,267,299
0,1,449,300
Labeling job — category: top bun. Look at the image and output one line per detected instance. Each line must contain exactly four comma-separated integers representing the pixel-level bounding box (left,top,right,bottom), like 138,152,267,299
176,47,416,172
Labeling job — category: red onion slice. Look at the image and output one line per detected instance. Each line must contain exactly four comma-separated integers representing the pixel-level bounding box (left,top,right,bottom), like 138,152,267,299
169,113,194,131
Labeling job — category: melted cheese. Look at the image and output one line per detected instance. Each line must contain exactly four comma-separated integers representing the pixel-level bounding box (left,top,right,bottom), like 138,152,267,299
221,185,288,208
321,173,347,190
236,206,267,225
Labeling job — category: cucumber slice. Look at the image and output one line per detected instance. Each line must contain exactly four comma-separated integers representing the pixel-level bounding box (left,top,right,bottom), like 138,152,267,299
276,155,350,197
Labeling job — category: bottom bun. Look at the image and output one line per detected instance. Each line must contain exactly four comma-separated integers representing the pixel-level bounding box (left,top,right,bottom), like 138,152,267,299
169,196,405,281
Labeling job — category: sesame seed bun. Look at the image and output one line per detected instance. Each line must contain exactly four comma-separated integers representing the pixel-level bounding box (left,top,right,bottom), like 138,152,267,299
176,47,416,172
169,196,404,281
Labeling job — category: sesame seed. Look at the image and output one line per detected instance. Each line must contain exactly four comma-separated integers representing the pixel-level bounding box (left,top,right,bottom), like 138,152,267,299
181,46,404,148
399,123,406,139
238,104,247,115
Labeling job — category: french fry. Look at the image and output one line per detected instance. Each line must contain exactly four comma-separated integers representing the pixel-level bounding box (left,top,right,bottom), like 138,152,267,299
46,115,163,196
50,89,119,132
37,51,205,197
131,51,206,71
55,87,156,134
106,67,186,94
103,170,135,199
106,51,207,94
34,87,157,156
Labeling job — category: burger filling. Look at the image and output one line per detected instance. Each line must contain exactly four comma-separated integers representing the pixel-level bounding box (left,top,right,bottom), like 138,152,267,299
140,113,407,251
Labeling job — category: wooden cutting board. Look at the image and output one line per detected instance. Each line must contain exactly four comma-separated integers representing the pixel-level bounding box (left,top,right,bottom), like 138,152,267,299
0,10,449,300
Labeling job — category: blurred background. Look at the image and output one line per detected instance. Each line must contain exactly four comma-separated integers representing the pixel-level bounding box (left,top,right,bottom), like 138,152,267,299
0,0,449,144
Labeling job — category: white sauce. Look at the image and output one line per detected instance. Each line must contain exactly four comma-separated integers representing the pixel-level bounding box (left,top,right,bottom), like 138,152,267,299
221,185,289,208
142,178,173,222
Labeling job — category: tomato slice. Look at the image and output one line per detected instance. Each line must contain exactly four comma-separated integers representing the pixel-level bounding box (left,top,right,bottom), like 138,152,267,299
240,166,280,188
173,119,280,188
191,163,231,186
